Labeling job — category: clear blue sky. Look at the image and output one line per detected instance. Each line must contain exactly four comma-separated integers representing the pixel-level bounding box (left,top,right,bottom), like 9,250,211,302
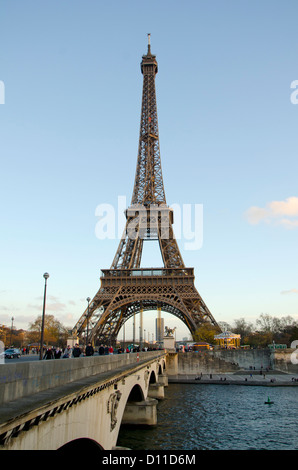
1,0,298,341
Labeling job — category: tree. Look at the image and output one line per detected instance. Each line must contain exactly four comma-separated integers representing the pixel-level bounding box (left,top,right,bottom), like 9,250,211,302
273,316,298,346
243,331,273,349
193,323,219,344
256,313,281,334
0,324,8,344
289,326,298,346
279,316,298,330
232,318,253,344
0,324,25,348
255,314,298,346
27,314,69,347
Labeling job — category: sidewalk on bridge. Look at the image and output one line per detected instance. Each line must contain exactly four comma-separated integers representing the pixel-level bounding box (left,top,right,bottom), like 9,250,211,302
168,371,298,386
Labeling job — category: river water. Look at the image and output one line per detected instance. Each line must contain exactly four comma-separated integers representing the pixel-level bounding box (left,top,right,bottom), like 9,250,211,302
117,383,298,450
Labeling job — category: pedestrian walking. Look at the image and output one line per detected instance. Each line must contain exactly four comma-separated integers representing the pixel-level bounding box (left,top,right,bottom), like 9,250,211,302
43,346,54,360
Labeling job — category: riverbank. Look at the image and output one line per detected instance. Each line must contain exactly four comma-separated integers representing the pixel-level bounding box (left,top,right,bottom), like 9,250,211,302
168,371,298,386
168,348,298,376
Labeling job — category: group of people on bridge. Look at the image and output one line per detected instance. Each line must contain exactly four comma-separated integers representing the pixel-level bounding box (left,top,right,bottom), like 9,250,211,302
42,343,163,359
43,343,94,359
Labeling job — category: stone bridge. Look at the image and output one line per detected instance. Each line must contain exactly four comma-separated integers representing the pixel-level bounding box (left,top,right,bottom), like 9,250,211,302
0,351,168,450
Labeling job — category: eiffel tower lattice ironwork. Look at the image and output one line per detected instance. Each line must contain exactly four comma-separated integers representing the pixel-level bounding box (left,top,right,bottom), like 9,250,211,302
72,36,220,345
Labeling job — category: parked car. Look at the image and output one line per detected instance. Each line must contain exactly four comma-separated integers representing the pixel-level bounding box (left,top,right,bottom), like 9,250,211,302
4,348,21,359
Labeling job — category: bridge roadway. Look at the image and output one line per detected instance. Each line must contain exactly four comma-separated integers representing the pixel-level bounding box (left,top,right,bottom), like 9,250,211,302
0,351,168,450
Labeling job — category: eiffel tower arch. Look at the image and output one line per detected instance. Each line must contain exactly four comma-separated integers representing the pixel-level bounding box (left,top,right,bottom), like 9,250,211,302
72,36,221,345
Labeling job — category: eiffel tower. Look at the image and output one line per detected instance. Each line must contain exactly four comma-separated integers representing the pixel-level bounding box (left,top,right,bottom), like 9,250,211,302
72,35,220,345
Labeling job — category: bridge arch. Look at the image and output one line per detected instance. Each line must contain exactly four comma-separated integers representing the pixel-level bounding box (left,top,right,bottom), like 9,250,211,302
58,438,104,451
126,383,145,402
112,297,195,331
149,370,157,384
95,297,195,346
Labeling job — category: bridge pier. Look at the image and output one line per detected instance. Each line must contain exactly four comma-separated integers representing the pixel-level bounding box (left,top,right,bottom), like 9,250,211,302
158,373,168,387
121,398,158,426
148,383,165,399
166,352,178,375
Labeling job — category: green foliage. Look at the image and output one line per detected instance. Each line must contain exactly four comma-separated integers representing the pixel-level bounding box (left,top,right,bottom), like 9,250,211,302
193,323,219,344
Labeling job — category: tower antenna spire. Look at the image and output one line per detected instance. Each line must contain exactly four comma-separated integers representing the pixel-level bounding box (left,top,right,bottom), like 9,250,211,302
147,33,151,53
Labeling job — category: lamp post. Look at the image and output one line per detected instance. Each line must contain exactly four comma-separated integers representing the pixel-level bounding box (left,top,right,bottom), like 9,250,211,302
10,316,14,346
39,272,49,360
86,297,91,346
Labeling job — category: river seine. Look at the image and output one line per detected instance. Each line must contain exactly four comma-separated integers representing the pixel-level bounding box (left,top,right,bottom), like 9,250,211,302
117,383,298,450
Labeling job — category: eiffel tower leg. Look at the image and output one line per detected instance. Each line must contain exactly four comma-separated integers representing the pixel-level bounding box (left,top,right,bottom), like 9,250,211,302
111,220,144,270
158,215,185,269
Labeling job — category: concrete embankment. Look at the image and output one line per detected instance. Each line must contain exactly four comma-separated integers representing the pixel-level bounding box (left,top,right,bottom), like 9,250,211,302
166,348,298,383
